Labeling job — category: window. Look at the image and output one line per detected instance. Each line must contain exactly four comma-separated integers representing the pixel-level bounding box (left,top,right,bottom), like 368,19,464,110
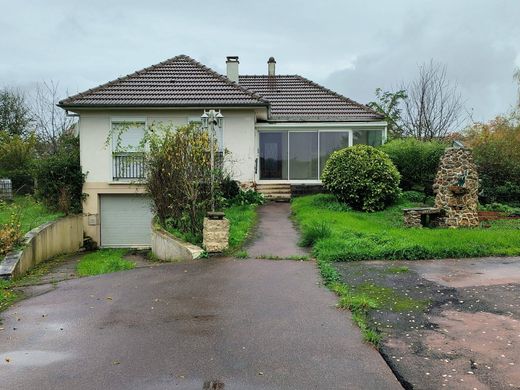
289,132,318,180
112,121,146,152
111,120,146,181
352,130,383,146
319,131,350,175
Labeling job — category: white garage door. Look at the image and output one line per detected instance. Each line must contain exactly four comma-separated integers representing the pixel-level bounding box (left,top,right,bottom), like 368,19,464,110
100,195,153,247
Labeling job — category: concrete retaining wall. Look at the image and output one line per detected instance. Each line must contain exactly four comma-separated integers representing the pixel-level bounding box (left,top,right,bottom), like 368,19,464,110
151,224,204,262
0,215,83,279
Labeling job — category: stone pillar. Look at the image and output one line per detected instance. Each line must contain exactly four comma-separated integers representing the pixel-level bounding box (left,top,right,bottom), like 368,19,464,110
203,217,230,253
433,148,479,227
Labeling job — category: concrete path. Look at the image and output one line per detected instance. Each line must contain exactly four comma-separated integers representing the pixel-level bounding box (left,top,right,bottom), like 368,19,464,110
0,204,401,390
246,202,308,259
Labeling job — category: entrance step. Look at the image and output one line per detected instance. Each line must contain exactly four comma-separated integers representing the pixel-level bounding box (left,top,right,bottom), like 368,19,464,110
256,184,291,202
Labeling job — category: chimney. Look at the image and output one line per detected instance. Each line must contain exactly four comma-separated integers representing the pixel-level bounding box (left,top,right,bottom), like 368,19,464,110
268,57,276,76
226,56,239,83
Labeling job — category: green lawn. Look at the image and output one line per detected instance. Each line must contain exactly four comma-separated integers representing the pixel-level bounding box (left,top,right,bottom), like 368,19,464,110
292,194,520,262
0,196,63,234
76,249,135,276
224,204,258,252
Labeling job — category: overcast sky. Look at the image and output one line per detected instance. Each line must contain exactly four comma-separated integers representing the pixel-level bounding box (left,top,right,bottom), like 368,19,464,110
1,0,519,124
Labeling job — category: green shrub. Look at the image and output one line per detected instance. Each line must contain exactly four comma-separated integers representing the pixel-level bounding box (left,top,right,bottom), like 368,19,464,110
229,189,264,206
380,138,446,195
321,145,401,212
0,133,36,194
466,113,520,206
299,222,331,247
221,176,240,200
401,190,427,203
143,123,222,239
34,135,85,214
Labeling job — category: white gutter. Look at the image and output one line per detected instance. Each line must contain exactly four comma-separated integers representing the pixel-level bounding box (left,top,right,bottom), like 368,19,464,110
255,121,387,129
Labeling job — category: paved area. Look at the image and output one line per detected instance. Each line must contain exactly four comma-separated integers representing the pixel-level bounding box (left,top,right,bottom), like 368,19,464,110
246,202,308,259
334,257,520,390
0,202,401,390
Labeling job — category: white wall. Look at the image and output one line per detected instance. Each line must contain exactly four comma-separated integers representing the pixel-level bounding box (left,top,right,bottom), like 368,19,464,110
78,109,257,184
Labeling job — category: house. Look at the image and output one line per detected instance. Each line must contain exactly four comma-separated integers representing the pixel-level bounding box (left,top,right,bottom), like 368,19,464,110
58,55,386,248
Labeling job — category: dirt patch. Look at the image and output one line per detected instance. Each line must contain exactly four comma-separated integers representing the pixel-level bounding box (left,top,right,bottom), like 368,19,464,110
334,259,520,390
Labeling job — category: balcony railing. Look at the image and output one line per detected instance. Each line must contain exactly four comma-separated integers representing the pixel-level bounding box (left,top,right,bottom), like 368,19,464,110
113,153,146,181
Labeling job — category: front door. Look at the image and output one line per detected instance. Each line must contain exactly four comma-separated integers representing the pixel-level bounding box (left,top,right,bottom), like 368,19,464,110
260,132,284,179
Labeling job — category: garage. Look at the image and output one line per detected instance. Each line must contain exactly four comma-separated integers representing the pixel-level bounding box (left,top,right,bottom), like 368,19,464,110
100,195,153,247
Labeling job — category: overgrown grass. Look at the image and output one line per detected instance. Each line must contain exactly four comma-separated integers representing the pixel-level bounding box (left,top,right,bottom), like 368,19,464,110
0,196,63,234
76,249,135,276
234,250,249,259
225,204,258,252
293,194,520,262
0,279,17,312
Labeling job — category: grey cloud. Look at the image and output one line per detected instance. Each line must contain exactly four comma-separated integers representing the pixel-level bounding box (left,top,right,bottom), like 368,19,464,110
1,0,519,122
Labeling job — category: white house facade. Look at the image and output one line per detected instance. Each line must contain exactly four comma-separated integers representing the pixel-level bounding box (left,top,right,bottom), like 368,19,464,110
59,55,386,247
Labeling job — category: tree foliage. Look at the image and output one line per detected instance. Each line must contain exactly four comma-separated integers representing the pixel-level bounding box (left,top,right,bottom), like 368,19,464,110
368,88,407,139
321,145,401,212
34,134,85,214
0,88,32,137
144,122,224,243
0,132,36,194
465,111,520,205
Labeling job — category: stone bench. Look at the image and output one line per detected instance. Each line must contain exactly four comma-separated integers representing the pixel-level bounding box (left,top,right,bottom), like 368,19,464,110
403,207,443,228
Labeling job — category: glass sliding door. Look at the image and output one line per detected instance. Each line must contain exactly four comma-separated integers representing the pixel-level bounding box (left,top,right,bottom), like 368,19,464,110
319,131,350,175
259,132,288,179
353,130,383,146
289,132,318,180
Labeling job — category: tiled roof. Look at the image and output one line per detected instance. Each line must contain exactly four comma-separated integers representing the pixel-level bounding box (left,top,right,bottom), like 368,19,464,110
59,55,268,108
239,75,383,122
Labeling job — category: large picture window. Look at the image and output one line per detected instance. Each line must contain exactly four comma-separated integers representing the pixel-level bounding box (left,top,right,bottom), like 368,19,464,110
258,128,383,181
319,131,350,175
289,132,318,180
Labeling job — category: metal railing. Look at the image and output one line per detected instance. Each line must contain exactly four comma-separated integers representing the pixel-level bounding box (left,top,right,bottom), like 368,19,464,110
112,153,146,181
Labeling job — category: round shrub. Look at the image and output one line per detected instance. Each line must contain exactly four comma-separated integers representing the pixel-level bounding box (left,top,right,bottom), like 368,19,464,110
321,145,400,212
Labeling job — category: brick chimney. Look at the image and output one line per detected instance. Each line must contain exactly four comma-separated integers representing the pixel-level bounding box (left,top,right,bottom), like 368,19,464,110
226,56,239,83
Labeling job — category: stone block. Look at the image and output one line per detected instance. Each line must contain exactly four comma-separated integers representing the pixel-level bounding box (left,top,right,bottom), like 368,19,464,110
203,217,230,253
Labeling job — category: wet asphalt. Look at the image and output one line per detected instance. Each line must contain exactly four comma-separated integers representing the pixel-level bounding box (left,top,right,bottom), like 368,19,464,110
0,203,401,390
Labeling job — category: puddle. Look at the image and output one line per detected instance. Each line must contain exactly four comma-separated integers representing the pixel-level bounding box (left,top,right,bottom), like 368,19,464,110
0,350,71,367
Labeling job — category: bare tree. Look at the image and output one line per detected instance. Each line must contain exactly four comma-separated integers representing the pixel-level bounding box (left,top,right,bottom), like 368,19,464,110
32,81,76,154
401,60,464,140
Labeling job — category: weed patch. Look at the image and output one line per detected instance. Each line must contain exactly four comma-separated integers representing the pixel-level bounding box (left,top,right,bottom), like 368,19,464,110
225,204,258,253
235,250,249,259
292,194,520,262
77,249,135,276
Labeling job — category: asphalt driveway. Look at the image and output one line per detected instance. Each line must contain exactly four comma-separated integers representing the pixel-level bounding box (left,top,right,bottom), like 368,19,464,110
0,258,401,390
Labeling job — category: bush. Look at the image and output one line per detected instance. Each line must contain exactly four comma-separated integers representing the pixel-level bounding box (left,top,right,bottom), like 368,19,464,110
228,189,264,206
0,133,36,194
466,113,520,206
34,134,85,214
321,145,401,212
221,176,240,200
380,138,446,195
144,122,224,241
0,203,22,256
